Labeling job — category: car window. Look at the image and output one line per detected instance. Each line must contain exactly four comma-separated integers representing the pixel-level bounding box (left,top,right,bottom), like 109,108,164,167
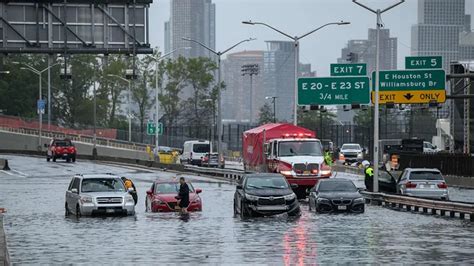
68,178,75,190
81,178,125,193
54,140,72,147
378,171,393,183
154,183,195,193
193,144,210,153
71,178,80,191
279,141,322,156
399,171,408,182
245,176,289,189
409,171,443,181
317,181,357,192
341,144,361,150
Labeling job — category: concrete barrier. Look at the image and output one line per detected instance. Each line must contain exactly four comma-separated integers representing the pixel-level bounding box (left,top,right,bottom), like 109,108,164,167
0,159,10,171
0,213,10,266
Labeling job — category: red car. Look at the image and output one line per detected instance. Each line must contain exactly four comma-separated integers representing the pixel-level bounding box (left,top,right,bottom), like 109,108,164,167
46,138,77,162
145,180,202,212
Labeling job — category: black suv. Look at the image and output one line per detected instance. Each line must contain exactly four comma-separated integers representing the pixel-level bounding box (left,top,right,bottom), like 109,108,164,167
233,173,300,218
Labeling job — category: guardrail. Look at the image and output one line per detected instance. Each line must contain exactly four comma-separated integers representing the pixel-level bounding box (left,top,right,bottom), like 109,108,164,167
362,191,474,221
183,165,246,181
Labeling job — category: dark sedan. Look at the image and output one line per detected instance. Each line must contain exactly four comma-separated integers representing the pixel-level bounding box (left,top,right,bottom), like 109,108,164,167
309,178,365,213
234,173,300,218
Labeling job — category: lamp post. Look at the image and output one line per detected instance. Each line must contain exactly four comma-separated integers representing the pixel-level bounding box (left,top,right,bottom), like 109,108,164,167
204,98,216,152
147,47,190,156
107,74,132,142
353,0,404,193
242,20,350,125
242,64,259,124
14,62,60,149
265,96,278,123
182,37,255,168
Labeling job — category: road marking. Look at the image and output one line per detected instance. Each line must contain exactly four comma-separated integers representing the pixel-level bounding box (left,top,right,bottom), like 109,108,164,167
11,170,29,177
1,170,16,176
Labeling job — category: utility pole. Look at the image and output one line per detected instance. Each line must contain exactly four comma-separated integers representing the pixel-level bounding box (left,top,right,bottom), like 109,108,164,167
265,96,278,123
241,64,259,124
353,0,405,193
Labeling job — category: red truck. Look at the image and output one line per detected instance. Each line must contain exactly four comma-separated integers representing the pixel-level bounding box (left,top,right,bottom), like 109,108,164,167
243,123,331,198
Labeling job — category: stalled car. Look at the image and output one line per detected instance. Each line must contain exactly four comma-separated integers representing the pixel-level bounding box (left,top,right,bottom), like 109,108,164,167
65,174,136,217
145,180,202,212
201,152,225,168
233,173,300,218
397,168,449,200
46,138,77,162
308,178,365,213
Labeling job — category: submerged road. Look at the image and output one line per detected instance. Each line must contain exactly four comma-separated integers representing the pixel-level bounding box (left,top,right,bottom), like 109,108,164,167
0,155,473,264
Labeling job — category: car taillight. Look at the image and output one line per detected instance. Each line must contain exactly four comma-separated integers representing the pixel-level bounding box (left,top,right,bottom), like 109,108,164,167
405,182,417,188
437,182,448,189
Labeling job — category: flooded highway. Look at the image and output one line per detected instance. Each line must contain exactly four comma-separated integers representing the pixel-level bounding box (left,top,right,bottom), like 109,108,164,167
0,155,473,264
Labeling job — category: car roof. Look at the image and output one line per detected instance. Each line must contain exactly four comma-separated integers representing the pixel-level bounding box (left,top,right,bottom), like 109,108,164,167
405,168,440,173
319,178,353,183
244,173,284,178
75,174,121,179
341,143,360,146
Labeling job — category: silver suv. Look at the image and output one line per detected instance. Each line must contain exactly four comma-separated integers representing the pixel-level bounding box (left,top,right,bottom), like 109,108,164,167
65,174,136,216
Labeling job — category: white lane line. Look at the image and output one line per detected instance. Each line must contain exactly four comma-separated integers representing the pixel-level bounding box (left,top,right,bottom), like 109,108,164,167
11,169,29,177
0,170,16,176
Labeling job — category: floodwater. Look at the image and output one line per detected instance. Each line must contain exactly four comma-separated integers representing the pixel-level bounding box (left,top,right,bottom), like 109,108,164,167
0,155,473,264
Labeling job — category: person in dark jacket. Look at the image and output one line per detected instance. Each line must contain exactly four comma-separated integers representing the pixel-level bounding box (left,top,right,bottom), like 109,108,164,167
176,177,190,214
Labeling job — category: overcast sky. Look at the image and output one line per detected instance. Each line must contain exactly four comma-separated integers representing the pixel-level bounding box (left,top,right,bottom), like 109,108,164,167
149,0,474,76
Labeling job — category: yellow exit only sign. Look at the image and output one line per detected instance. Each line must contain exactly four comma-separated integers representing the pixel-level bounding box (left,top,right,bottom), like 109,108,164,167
371,90,446,104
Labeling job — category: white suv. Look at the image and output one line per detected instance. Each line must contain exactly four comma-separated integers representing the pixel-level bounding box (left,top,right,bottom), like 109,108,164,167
65,174,135,216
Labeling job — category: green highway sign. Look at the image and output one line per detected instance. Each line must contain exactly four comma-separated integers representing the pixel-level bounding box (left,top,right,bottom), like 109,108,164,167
372,69,446,91
147,122,163,136
298,76,370,105
405,56,442,69
330,63,367,76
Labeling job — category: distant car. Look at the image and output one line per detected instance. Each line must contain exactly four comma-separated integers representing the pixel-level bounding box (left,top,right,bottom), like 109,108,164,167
65,174,136,217
339,143,364,164
233,173,300,218
201,152,225,168
46,138,77,162
180,140,210,166
308,178,365,213
145,180,202,212
396,168,449,200
423,141,441,153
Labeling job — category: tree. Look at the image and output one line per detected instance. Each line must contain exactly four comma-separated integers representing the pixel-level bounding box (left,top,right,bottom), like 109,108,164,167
298,109,337,136
353,108,373,128
101,55,128,127
159,57,188,126
258,103,274,124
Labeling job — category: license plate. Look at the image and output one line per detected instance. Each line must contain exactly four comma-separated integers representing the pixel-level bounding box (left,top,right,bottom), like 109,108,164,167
63,154,68,157
303,171,310,175
430,185,435,189
257,205,288,211
337,205,347,210
106,209,115,213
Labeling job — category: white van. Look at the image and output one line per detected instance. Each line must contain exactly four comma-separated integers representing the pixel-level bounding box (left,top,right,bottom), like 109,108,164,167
181,140,211,165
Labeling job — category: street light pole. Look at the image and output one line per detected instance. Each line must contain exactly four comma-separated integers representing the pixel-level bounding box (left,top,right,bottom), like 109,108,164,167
182,37,255,168
353,0,404,193
14,62,60,149
242,20,350,125
265,96,278,123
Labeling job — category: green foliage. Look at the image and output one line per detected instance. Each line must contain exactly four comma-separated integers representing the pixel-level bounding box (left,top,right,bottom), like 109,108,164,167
258,103,274,124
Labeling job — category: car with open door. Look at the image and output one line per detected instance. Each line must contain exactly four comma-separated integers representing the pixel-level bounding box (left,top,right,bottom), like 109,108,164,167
145,180,202,212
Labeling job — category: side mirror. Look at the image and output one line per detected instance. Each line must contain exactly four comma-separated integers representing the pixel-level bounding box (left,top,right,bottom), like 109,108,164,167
195,188,202,194
236,184,243,190
290,184,298,189
146,190,153,196
71,188,78,194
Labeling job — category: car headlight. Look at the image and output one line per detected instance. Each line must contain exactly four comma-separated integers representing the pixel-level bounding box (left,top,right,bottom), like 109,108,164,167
353,197,365,203
245,193,259,201
357,152,363,158
317,197,330,203
80,195,93,204
283,193,296,201
125,195,134,203
153,198,165,204
192,197,201,203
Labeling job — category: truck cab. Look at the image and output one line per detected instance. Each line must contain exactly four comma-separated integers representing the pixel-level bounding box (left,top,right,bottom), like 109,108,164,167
264,136,331,198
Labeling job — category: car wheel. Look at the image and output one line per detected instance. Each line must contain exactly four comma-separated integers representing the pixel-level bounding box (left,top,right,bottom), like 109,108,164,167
240,201,251,218
288,207,301,217
75,204,81,218
65,203,70,216
66,158,71,163
72,156,76,163
233,200,238,216
145,199,149,212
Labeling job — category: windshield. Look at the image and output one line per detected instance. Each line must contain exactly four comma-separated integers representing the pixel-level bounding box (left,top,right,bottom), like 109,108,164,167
154,182,195,194
278,141,322,156
245,176,289,189
409,171,443,181
81,178,125,193
341,144,361,150
55,141,72,147
193,144,210,153
318,181,357,192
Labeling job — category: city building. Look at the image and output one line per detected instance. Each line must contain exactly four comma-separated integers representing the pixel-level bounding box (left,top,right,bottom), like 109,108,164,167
411,0,474,71
164,0,216,59
221,51,264,123
336,28,397,124
263,41,296,122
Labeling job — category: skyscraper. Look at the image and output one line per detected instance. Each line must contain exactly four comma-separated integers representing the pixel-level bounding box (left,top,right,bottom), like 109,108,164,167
411,0,474,71
165,0,216,59
263,41,296,122
221,51,264,123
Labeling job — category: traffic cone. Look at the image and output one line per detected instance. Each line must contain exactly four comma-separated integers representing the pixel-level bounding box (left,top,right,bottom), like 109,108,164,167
2,160,10,171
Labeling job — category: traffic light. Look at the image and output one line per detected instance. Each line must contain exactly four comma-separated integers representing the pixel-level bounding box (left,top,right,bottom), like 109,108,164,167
346,52,358,63
125,69,138,80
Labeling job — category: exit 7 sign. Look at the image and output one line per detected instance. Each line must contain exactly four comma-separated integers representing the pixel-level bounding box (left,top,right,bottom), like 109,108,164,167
330,63,367,76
